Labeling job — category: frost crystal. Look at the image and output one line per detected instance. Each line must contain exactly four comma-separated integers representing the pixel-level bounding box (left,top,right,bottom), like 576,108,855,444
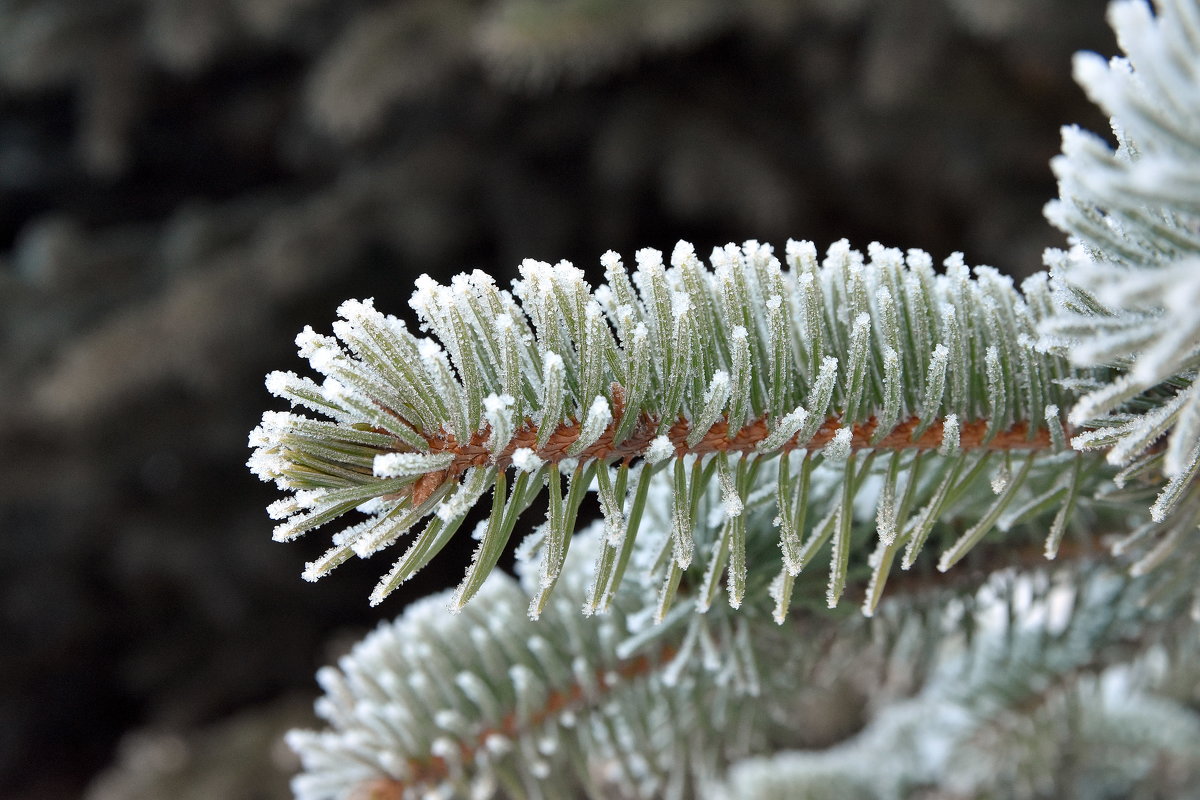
645,436,675,464
511,448,544,472
758,404,809,453
374,452,454,478
825,428,852,462
569,396,613,456
484,392,516,454
939,414,961,456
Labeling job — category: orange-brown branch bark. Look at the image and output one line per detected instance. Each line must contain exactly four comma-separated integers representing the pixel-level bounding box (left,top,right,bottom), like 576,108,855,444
383,378,1064,504
420,412,1052,488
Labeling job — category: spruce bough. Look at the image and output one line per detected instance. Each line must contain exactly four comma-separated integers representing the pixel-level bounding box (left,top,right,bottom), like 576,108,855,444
249,240,1094,617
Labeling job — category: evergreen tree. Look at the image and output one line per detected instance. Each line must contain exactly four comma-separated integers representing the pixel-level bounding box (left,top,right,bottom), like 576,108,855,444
249,1,1200,796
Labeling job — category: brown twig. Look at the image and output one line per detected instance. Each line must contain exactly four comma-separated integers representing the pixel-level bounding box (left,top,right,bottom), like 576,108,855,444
403,407,1054,504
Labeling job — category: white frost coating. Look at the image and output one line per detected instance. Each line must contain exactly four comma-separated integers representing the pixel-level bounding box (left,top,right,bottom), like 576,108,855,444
417,337,444,361
483,393,515,454
1045,404,1066,450
766,294,783,311
592,283,614,311
291,488,325,508
705,370,731,404
984,345,1003,412
484,393,514,414
373,451,454,478
939,414,961,456
309,343,344,376
671,239,696,267
294,325,331,358
1071,425,1128,452
335,297,379,324
670,290,692,317
250,410,296,441
320,377,352,402
1067,373,1138,426
797,357,839,441
494,313,513,331
436,469,488,522
449,272,474,298
875,484,898,547
732,324,748,340
536,351,567,444
264,370,296,398
267,497,299,520
517,258,555,293
584,299,603,323
687,370,732,448
510,447,544,472
597,473,626,546
710,243,738,271
879,348,901,411
570,396,612,456
1166,389,1200,477
615,304,637,332
785,238,818,270
644,435,675,464
719,465,743,519
905,247,933,271
634,247,664,271
990,462,1009,494
825,428,852,462
823,238,851,268
1152,440,1200,522
758,404,809,452
918,344,950,422
356,497,386,515
245,451,285,486
599,250,621,270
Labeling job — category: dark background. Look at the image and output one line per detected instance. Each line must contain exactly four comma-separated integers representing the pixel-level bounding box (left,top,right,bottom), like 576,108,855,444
0,1,1112,797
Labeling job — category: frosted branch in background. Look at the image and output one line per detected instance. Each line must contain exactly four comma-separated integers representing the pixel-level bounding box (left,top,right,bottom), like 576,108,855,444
1042,0,1200,527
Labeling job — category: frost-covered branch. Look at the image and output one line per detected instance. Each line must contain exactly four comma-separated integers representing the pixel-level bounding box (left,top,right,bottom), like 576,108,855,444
249,240,1098,616
287,518,1198,800
1042,0,1200,534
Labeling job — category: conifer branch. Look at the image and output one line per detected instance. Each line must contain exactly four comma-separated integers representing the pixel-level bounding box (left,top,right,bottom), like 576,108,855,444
1042,0,1200,531
250,240,1091,614
287,522,1136,800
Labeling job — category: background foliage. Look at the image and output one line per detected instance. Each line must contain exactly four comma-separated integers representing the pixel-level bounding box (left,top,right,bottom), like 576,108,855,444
0,1,1114,797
